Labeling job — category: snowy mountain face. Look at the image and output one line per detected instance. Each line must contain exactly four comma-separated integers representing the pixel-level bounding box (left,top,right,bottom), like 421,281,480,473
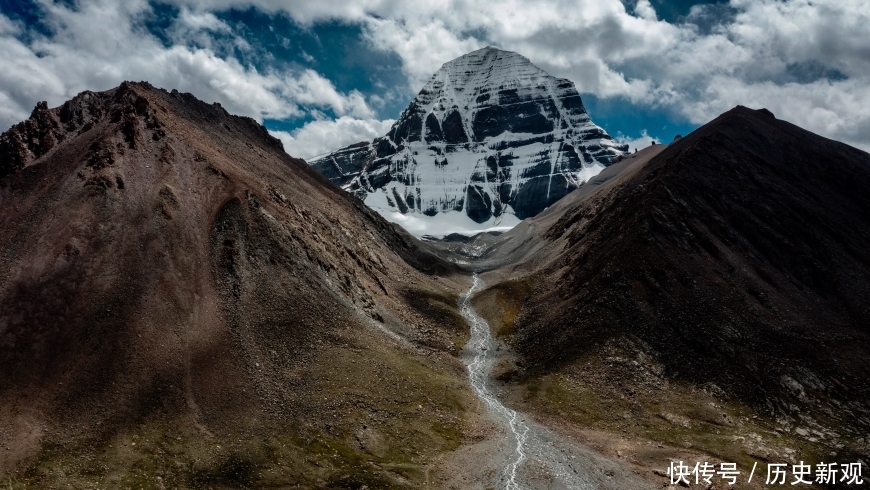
308,47,627,237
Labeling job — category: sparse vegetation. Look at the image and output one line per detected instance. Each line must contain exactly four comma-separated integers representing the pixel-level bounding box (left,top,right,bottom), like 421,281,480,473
504,337,868,489
471,275,538,340
12,334,476,489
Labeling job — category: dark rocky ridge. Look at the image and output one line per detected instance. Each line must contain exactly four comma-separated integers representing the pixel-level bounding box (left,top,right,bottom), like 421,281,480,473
505,106,870,415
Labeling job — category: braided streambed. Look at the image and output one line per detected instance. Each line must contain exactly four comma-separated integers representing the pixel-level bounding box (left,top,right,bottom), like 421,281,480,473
460,273,617,489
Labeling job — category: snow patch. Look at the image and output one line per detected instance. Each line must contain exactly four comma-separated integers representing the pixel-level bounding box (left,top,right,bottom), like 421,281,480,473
366,189,520,238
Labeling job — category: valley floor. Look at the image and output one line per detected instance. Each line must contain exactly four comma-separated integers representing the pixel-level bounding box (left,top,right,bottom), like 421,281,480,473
4,261,864,490
458,268,867,490
434,273,651,490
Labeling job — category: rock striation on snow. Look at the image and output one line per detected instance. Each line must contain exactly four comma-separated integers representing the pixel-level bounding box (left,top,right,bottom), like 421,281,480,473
309,47,627,236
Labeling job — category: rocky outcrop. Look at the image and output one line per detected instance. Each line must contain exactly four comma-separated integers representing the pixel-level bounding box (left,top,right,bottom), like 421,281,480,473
309,47,627,233
0,101,66,179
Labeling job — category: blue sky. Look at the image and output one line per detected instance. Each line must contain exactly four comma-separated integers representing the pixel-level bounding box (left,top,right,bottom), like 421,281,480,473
1,0,868,158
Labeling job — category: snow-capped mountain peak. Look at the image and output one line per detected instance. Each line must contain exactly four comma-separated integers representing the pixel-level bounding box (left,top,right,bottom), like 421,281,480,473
309,47,627,237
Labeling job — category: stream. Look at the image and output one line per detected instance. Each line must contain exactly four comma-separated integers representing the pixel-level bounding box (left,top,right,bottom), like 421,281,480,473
460,273,641,490
461,273,530,489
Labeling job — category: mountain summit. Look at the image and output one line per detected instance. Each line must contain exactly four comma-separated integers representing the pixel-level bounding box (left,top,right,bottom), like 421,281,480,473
309,47,627,236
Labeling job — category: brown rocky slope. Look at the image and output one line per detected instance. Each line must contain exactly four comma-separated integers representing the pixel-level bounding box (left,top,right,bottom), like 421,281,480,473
0,82,474,488
476,107,870,466
517,107,870,398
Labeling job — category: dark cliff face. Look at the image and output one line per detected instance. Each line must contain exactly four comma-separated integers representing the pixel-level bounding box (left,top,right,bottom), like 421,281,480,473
309,139,379,188
308,47,627,233
512,106,870,415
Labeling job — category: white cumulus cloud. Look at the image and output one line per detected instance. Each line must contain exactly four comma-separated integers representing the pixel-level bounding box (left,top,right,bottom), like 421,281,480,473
3,0,870,155
0,0,375,134
153,0,870,151
271,116,396,160
616,130,660,152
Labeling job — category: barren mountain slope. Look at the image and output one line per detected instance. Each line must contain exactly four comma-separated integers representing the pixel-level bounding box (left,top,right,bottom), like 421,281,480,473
0,82,476,488
473,107,870,478
516,106,870,395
